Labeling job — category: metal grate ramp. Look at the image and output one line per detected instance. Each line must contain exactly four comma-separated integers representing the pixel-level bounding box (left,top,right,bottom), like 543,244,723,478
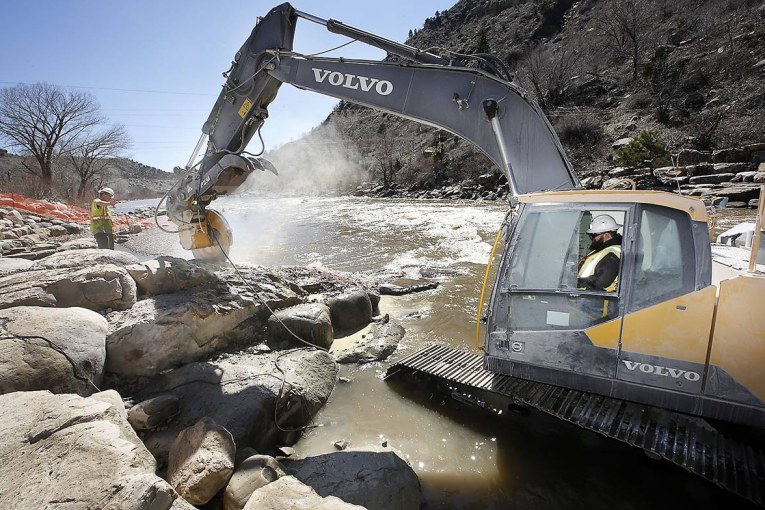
386,343,765,506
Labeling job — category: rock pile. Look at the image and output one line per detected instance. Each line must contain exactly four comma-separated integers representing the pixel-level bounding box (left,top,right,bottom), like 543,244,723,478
0,205,84,259
0,239,419,508
0,196,155,259
352,143,765,208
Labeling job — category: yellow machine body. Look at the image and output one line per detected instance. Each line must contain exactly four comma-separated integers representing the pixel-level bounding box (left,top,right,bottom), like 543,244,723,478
485,189,765,426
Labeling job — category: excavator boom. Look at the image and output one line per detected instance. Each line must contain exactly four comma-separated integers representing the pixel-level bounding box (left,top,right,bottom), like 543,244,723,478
166,2,579,258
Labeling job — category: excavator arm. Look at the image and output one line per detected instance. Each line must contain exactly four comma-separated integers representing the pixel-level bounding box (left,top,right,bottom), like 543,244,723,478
166,2,579,259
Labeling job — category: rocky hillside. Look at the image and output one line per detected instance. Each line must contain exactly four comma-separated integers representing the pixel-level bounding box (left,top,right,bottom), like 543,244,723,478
101,157,177,199
275,0,765,205
0,150,176,201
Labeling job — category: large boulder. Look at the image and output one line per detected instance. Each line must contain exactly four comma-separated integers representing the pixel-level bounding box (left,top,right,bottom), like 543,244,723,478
0,306,107,396
243,476,366,510
268,303,334,349
128,394,181,431
327,289,373,334
167,417,236,505
126,256,218,296
333,321,405,364
0,263,137,311
139,349,337,465
103,473,197,510
702,184,763,203
0,390,192,509
224,454,287,510
105,271,298,379
30,248,140,270
283,450,422,510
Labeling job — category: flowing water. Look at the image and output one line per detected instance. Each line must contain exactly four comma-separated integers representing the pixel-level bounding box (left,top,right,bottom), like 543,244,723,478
122,195,754,510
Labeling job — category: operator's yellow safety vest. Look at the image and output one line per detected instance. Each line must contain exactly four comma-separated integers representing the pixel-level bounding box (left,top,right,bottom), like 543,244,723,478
90,199,113,233
578,245,621,292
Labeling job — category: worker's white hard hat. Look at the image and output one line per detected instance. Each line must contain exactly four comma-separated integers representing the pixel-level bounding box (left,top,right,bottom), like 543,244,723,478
587,215,621,234
98,187,115,196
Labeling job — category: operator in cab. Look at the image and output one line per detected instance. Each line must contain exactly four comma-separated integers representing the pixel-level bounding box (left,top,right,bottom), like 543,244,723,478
577,215,622,292
90,187,116,250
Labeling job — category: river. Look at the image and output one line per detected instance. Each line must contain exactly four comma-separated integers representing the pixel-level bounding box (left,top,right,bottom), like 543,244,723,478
120,195,754,510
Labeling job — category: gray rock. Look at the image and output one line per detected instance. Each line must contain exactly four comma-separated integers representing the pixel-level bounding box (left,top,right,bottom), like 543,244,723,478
702,185,763,203
56,237,97,251
379,278,439,296
327,288,373,334
103,473,197,510
47,225,69,237
607,167,633,177
0,306,107,396
732,171,758,183
688,173,735,185
676,149,711,166
0,390,190,509
754,172,765,184
0,257,33,277
128,394,181,431
283,450,422,510
105,274,297,379
711,148,750,163
224,455,286,510
333,322,405,364
243,476,366,510
712,162,755,174
612,137,633,149
268,303,334,349
125,256,218,296
687,163,715,177
167,417,236,505
31,248,139,270
0,263,137,311
139,350,337,465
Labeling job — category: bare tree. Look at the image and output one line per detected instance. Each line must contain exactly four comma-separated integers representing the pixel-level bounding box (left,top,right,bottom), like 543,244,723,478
371,123,403,188
519,43,583,111
0,83,103,186
595,0,658,81
67,124,130,199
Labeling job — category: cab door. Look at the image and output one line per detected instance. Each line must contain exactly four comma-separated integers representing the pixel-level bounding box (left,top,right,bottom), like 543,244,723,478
487,204,632,382
615,204,715,395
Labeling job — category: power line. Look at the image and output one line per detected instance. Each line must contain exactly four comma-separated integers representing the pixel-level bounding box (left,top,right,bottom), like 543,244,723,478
0,81,216,97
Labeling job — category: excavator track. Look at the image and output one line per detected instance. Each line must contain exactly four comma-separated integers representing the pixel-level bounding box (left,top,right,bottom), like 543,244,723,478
386,343,765,506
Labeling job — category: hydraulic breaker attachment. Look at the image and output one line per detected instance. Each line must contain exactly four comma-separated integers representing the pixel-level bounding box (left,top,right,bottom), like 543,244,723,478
172,208,233,262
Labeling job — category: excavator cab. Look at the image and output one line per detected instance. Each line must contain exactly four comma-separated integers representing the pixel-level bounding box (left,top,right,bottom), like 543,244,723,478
485,190,765,427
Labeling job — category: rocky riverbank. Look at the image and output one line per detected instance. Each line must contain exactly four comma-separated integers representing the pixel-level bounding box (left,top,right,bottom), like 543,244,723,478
0,206,422,509
352,143,765,208
0,193,155,260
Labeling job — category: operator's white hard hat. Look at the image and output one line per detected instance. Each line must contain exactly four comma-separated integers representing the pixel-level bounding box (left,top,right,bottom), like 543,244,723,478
587,215,621,234
98,187,115,196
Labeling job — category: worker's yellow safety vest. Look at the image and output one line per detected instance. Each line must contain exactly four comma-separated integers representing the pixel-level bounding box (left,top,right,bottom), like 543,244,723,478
578,245,621,292
90,199,113,233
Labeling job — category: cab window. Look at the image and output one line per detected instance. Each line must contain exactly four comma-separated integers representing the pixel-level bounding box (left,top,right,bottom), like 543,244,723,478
505,207,626,330
629,205,696,311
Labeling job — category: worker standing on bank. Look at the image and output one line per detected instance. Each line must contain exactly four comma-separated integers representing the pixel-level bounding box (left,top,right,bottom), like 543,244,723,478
577,215,622,292
91,187,116,250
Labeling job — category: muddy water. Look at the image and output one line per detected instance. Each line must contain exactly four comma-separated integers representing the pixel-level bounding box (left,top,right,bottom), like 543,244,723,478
123,195,755,509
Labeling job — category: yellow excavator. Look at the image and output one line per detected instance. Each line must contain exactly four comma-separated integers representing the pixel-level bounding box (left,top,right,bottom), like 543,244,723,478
164,3,765,503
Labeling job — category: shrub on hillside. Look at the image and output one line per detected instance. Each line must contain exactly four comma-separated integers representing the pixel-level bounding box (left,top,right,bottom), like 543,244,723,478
615,130,668,168
555,114,604,147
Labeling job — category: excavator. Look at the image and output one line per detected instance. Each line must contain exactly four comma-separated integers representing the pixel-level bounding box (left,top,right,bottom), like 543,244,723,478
165,3,765,504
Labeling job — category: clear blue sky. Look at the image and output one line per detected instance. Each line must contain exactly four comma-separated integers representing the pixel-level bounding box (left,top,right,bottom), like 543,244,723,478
1,0,452,172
